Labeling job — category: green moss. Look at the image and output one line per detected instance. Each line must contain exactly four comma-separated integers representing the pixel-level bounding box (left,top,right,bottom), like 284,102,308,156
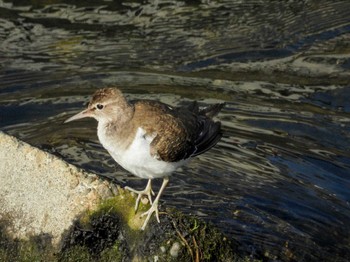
59,189,143,261
99,241,123,262
0,232,55,262
59,241,126,262
86,188,150,231
59,246,93,262
164,209,240,262
17,242,43,262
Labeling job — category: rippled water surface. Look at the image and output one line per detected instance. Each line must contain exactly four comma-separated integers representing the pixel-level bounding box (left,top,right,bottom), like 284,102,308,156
1,1,350,261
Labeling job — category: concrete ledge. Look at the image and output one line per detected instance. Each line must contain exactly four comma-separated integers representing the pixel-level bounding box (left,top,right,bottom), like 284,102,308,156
0,132,246,261
0,131,116,248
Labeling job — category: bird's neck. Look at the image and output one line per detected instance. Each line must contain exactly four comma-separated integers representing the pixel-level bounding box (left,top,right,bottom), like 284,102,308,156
97,103,136,151
98,98,133,123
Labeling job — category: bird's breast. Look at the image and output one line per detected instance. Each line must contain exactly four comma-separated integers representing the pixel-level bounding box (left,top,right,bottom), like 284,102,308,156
98,125,186,179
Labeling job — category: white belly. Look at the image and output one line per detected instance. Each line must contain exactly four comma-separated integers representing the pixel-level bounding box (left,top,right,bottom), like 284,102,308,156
98,126,186,179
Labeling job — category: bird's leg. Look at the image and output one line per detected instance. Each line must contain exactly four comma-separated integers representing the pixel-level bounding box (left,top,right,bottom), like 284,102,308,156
140,177,169,230
125,179,155,212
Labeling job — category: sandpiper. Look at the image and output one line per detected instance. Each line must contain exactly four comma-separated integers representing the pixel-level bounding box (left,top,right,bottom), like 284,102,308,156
65,88,224,230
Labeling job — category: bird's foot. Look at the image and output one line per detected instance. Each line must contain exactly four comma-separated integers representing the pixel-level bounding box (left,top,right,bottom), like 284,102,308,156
140,199,160,230
138,177,169,230
125,180,155,212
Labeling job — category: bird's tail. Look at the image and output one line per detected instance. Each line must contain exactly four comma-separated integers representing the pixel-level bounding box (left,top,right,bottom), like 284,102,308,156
200,103,225,118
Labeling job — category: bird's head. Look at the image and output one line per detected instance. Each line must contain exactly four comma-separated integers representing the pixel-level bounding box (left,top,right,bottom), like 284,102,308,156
64,88,132,123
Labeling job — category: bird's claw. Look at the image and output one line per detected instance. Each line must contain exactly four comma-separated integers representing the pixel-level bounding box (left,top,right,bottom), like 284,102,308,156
140,200,160,230
125,179,154,212
127,177,169,231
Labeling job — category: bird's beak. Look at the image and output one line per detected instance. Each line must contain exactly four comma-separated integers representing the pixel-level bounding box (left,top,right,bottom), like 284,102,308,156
64,108,93,123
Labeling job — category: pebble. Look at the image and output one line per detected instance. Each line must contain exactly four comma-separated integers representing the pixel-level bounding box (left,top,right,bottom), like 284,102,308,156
169,242,180,257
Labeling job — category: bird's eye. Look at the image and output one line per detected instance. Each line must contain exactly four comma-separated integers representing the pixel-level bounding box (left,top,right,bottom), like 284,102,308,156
96,104,104,110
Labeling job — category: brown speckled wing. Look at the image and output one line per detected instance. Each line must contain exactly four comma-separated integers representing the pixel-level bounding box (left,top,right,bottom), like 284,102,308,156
132,100,224,162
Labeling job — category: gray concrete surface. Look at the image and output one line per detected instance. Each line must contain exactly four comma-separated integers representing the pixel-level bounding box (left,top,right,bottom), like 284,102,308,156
0,131,116,248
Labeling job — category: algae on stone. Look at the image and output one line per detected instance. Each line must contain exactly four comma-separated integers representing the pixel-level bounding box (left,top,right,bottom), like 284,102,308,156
59,189,244,262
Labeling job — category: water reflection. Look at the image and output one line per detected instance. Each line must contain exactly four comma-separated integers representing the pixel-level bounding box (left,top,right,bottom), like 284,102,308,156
1,0,350,261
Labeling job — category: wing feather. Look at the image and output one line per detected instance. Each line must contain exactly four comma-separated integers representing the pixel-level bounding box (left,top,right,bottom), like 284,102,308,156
132,100,224,162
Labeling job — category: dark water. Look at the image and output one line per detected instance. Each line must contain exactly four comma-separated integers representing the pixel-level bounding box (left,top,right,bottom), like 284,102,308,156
1,0,350,261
